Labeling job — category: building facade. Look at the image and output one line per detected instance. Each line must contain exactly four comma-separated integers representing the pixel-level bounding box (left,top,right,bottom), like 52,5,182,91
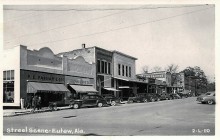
2,45,96,108
58,44,139,100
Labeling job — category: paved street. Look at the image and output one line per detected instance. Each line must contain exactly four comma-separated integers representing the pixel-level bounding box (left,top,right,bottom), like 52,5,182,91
3,97,215,136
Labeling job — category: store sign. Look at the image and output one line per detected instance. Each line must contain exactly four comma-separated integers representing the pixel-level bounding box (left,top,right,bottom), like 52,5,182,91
65,76,94,85
145,74,165,78
24,70,65,83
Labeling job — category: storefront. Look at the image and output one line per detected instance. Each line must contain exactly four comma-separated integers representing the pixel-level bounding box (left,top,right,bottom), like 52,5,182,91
20,70,70,107
65,75,97,101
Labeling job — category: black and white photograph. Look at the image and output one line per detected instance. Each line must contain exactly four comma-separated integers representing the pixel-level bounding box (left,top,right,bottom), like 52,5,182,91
1,1,218,138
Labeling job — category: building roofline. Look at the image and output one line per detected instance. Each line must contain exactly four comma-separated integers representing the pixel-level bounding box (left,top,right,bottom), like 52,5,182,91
57,45,137,60
112,50,137,60
136,71,171,76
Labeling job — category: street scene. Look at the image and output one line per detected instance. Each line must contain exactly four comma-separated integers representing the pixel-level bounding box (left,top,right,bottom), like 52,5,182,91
3,97,215,136
2,4,215,137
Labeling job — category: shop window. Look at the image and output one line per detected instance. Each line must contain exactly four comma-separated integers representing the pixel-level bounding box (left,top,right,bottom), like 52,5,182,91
3,70,15,103
122,65,125,76
3,82,15,103
118,64,121,75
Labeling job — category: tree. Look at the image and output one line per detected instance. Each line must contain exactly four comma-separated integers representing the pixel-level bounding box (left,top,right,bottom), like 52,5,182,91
207,82,215,91
142,65,149,74
181,66,208,93
165,64,179,74
152,66,162,72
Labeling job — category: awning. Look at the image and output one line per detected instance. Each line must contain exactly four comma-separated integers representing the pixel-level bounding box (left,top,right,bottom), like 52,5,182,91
119,86,130,89
103,87,121,91
70,85,98,93
113,77,129,81
27,82,69,93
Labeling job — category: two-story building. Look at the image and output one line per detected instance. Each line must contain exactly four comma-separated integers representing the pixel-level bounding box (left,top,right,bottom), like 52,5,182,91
112,50,138,100
58,44,138,100
2,45,96,108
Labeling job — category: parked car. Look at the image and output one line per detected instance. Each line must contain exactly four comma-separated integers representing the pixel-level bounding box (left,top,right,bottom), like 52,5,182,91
170,93,181,99
127,93,147,103
69,94,107,109
102,94,122,106
196,92,215,104
128,93,159,103
158,92,172,100
144,93,160,102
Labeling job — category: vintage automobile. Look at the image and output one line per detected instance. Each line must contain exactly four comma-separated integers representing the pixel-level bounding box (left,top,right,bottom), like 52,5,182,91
169,93,181,99
196,91,215,104
102,94,122,106
69,94,107,109
127,93,147,103
127,93,159,103
158,92,172,100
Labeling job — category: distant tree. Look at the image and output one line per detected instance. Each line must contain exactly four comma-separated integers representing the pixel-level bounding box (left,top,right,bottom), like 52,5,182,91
181,66,208,93
142,65,149,74
181,66,195,77
165,64,179,74
207,82,215,91
152,66,162,72
165,64,179,86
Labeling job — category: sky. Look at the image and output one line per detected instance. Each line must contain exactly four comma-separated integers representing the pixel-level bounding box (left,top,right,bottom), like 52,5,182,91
3,5,215,82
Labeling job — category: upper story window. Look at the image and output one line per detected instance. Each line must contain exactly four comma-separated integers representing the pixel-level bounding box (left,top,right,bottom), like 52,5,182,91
98,60,111,75
97,60,101,73
122,65,125,76
129,67,131,77
108,62,111,74
3,70,14,81
104,62,107,74
101,61,105,73
118,64,121,75
126,66,128,77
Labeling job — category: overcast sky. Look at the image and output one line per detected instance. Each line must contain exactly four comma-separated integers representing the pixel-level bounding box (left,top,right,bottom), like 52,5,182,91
3,5,215,82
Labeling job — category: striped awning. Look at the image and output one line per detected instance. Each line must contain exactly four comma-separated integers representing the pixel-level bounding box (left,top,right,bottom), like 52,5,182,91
70,85,98,93
27,82,69,93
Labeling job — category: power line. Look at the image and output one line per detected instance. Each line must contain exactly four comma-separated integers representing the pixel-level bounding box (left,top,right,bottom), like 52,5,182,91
4,5,209,43
4,5,64,23
4,4,208,11
4,10,127,43
26,6,213,47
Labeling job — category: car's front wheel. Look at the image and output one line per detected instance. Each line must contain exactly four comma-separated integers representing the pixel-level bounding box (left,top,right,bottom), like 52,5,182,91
151,98,155,102
97,102,103,107
207,100,214,105
111,101,116,106
73,103,80,109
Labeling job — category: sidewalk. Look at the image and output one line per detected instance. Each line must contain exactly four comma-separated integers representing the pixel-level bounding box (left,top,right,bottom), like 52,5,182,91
3,106,71,117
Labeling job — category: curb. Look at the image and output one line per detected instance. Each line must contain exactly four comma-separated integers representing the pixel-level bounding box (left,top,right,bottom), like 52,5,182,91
3,107,71,117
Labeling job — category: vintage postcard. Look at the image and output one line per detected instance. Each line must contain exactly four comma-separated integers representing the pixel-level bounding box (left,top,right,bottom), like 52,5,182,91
0,0,219,140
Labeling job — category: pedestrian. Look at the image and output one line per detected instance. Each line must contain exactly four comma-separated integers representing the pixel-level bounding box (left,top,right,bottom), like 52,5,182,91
32,95,38,111
37,95,42,110
26,95,33,109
